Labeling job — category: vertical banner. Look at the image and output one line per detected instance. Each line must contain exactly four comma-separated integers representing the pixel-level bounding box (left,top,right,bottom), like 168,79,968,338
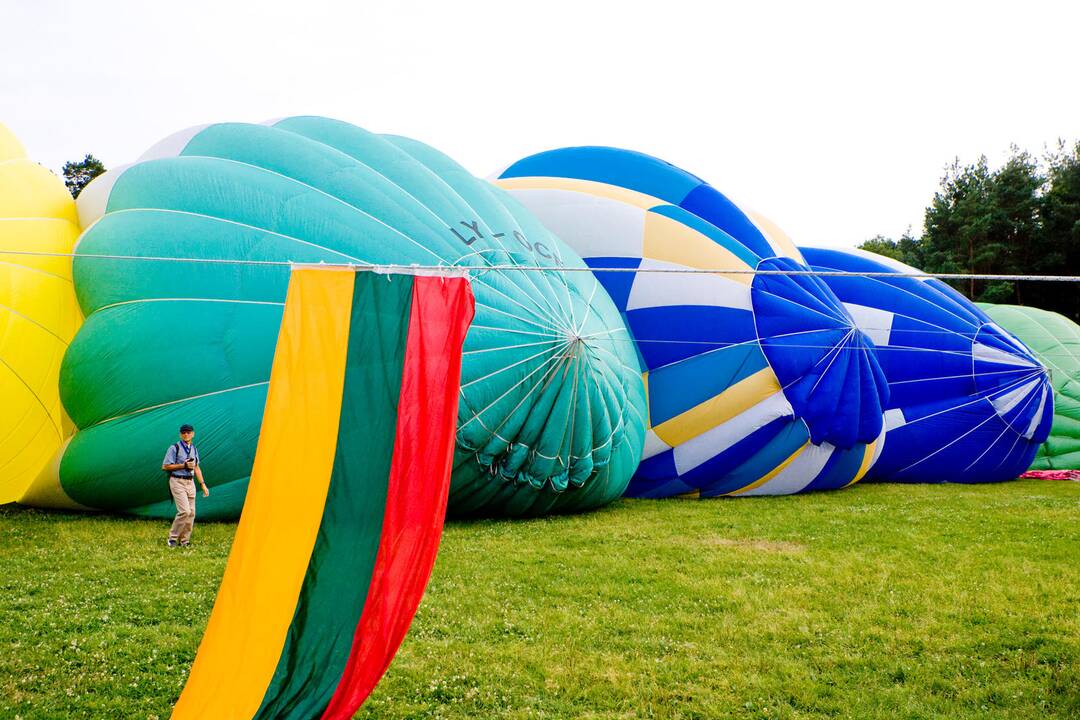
172,268,474,720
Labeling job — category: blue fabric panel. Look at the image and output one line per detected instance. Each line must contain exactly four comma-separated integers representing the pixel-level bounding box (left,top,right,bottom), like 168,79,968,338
803,443,865,492
679,183,775,260
584,256,640,310
697,418,809,497
625,305,756,370
800,247,983,332
646,204,760,267
751,256,887,447
869,401,995,482
498,146,702,205
647,342,770,425
626,449,688,497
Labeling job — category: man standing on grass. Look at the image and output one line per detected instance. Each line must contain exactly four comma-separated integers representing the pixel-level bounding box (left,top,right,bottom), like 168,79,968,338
162,424,209,548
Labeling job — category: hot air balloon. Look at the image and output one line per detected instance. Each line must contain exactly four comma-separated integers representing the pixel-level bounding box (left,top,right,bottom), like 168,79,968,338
977,303,1080,470
495,147,887,497
21,118,646,518
800,247,1053,483
0,122,81,503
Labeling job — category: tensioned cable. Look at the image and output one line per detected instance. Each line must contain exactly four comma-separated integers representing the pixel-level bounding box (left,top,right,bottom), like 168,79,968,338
3,248,1080,283
7,249,1078,352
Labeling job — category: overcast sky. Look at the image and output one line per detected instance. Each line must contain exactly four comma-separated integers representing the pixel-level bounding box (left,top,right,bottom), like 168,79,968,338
3,0,1077,248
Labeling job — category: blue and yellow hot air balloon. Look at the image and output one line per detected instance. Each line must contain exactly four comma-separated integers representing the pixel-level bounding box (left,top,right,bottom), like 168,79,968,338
20,119,646,519
801,247,1053,483
495,147,888,496
0,122,81,503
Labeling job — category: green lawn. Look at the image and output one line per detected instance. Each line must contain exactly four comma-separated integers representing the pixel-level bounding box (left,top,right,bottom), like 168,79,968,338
2,481,1079,719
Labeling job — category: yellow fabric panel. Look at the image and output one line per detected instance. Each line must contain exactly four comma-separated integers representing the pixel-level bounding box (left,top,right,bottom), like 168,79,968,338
652,368,780,447
0,122,26,162
171,268,355,720
0,159,79,223
0,218,78,277
0,130,80,504
726,441,809,496
493,175,660,210
642,212,753,284
0,400,64,497
747,211,803,262
16,438,93,510
845,440,878,488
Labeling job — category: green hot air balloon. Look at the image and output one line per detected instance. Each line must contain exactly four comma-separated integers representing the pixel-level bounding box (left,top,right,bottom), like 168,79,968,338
978,303,1078,469
21,117,646,518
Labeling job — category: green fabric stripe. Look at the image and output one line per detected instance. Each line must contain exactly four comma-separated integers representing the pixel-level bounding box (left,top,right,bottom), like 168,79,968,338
253,272,414,719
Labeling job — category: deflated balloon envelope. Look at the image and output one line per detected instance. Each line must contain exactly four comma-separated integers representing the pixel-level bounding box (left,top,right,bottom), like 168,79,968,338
25,118,646,518
495,147,887,496
801,247,1053,483
977,303,1079,470
0,122,81,503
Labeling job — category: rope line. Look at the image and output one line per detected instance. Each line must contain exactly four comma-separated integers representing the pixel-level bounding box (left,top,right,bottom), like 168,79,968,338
4,249,1080,283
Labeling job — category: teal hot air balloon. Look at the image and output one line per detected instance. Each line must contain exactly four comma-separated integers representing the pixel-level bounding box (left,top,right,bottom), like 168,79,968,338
978,303,1080,470
21,118,646,518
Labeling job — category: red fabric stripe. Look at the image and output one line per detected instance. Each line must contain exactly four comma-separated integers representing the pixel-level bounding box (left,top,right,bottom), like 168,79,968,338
320,275,474,720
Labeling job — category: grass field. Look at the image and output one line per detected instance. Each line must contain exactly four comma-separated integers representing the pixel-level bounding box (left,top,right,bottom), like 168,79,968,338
1,481,1079,719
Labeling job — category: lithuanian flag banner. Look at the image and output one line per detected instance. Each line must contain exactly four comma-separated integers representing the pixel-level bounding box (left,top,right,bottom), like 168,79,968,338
172,267,474,720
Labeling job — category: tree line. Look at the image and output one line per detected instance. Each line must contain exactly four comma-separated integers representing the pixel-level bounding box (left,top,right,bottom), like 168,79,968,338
859,142,1080,320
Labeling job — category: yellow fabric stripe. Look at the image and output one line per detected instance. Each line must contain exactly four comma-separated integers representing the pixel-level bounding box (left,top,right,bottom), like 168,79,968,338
0,122,27,162
676,489,701,499
747,211,803,262
642,212,753,283
16,438,94,510
0,160,79,222
172,268,356,720
652,368,779,448
726,441,809,496
844,440,878,488
493,175,660,210
0,218,79,278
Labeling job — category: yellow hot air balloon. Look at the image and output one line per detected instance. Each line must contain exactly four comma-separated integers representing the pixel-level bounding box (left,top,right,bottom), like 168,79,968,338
0,122,81,503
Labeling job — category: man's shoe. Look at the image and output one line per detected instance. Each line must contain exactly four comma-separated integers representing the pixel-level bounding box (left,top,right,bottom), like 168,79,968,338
180,541,192,548
167,539,178,548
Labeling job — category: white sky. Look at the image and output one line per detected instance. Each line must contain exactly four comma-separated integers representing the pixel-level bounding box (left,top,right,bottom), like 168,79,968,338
3,0,1077,248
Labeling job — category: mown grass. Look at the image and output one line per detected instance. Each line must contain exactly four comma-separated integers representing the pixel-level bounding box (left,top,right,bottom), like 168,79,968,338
2,481,1079,719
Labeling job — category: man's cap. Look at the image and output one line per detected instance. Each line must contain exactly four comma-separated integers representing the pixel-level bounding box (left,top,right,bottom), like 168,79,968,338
179,424,195,433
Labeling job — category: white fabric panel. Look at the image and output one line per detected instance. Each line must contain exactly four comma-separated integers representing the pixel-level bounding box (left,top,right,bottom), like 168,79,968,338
991,378,1041,416
843,302,893,346
137,124,212,162
973,340,1039,369
883,407,907,430
739,441,831,496
641,428,672,461
673,391,794,474
1024,386,1050,439
75,165,129,231
505,188,645,260
627,258,752,311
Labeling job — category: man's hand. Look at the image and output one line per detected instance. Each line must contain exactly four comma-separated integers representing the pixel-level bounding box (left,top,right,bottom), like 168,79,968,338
184,459,196,471
201,483,210,498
